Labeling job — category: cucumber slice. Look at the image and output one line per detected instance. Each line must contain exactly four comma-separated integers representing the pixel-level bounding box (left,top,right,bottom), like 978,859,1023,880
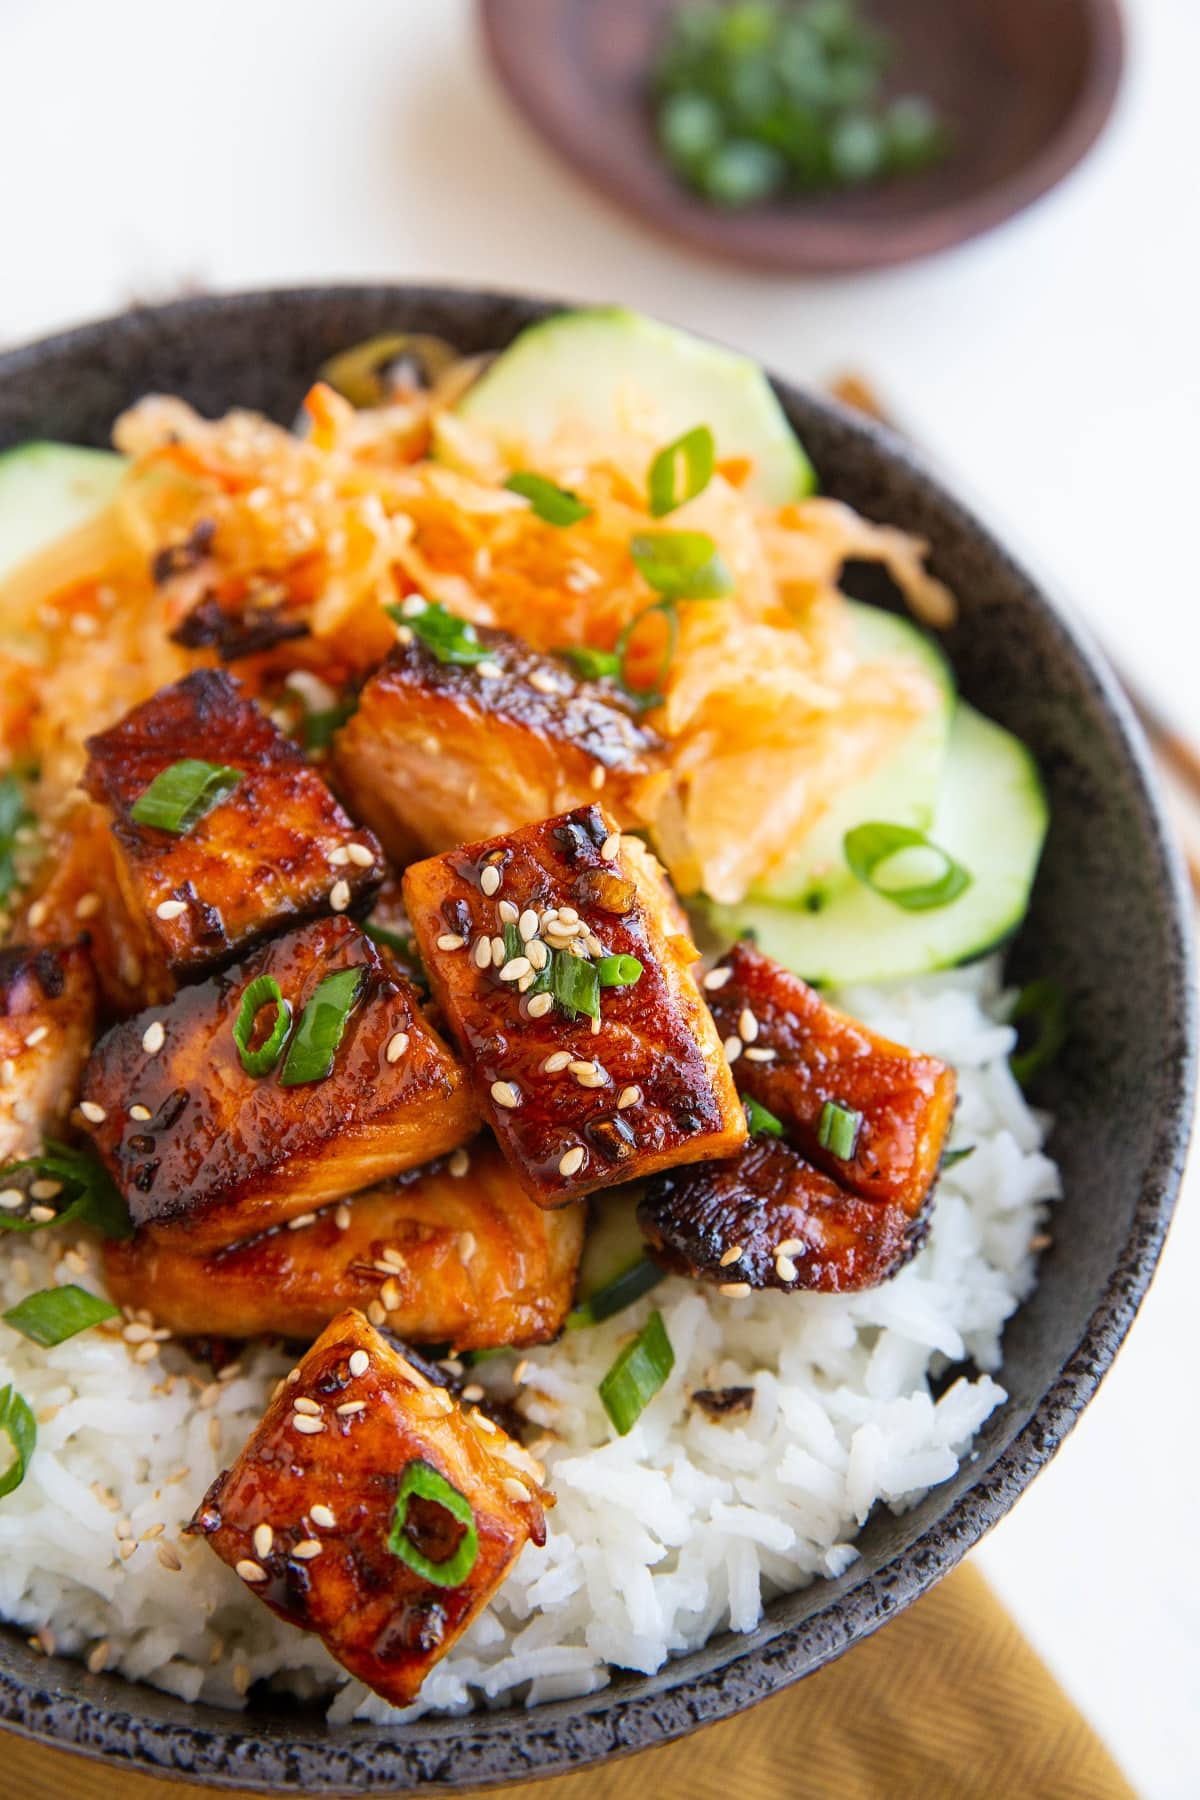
0,443,125,584
456,308,815,503
709,702,1047,984
577,1187,648,1301
754,602,955,907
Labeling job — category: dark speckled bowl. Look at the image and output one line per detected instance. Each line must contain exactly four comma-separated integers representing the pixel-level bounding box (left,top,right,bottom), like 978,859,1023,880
0,287,1193,1792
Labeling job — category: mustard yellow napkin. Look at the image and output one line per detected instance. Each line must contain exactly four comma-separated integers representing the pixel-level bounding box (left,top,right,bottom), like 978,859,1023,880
3,1564,1135,1800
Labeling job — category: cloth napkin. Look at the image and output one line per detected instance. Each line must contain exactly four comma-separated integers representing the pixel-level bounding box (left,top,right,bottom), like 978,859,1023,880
3,1562,1134,1799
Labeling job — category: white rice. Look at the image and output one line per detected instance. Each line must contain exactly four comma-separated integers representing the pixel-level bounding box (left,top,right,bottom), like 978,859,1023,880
0,955,1060,1718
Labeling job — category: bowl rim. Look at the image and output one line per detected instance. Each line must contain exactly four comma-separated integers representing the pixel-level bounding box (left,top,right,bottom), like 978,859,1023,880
0,282,1192,1793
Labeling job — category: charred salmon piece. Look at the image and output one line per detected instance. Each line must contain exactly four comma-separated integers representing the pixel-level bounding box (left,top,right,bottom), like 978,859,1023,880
82,668,383,979
17,801,173,1017
705,941,955,1219
189,1309,550,1707
331,623,664,866
78,916,478,1253
639,1133,929,1295
104,1140,585,1349
403,804,746,1209
0,944,97,1163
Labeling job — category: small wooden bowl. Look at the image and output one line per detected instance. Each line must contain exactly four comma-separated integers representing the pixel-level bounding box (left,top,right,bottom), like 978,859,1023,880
479,0,1125,273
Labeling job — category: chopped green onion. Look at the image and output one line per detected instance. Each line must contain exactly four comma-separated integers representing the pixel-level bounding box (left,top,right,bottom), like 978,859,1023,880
504,471,593,527
279,966,366,1086
599,1309,675,1435
387,599,492,667
647,425,716,518
363,920,410,954
233,974,293,1077
613,597,680,709
568,1258,664,1330
0,774,31,903
502,921,523,964
387,1458,480,1587
0,1141,132,1240
630,530,734,600
596,954,643,989
302,698,356,752
817,1099,862,1160
549,950,600,1022
3,1284,119,1347
129,759,242,834
0,1384,35,1499
941,1145,975,1169
745,1096,784,1138
843,822,972,912
1008,980,1067,1089
564,645,622,682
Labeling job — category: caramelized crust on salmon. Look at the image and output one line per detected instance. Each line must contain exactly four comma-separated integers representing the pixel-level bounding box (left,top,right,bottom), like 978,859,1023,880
331,626,663,865
83,670,383,977
706,941,955,1218
79,917,477,1252
403,805,745,1207
189,1310,550,1707
639,1133,930,1294
0,944,97,1162
104,1142,584,1348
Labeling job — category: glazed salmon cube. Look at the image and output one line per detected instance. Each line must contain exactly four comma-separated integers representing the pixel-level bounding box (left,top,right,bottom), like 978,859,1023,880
189,1309,550,1707
104,1138,584,1349
83,669,383,977
331,623,664,866
0,944,97,1163
403,804,745,1207
78,917,477,1252
704,941,956,1218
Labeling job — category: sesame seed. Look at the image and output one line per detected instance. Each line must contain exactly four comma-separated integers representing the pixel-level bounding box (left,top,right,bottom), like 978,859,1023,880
722,1036,743,1064
310,1503,336,1530
498,900,519,926
118,1540,137,1561
526,939,549,972
0,1189,23,1210
448,1147,470,1178
380,1277,402,1311
719,1246,744,1267
23,1025,48,1048
292,1415,325,1435
292,1539,323,1560
428,1388,455,1415
542,1051,572,1073
558,1145,586,1177
775,1254,798,1283
744,1046,777,1062
459,1231,477,1262
335,1203,351,1229
528,670,559,695
253,1523,274,1559
491,935,506,967
719,1282,752,1298
503,1477,531,1503
347,843,375,868
737,1008,759,1043
79,1100,107,1124
129,1103,151,1121
600,832,621,862
704,967,734,992
477,659,503,680
480,864,501,897
87,1640,110,1674
74,892,101,920
491,1079,520,1109
385,1030,409,1063
155,899,187,921
499,955,531,982
518,909,539,941
330,878,352,913
29,1178,62,1200
567,1059,596,1077
777,1238,804,1257
28,1205,55,1223
328,845,350,866
558,906,579,924
349,1349,370,1377
367,1299,386,1325
157,1542,182,1572
337,1400,366,1416
590,766,607,791
236,1560,267,1583
134,1341,159,1364
527,991,553,1019
292,1396,321,1415
142,1020,166,1055
123,1321,154,1344
379,1246,406,1270
473,935,492,969
11,1098,33,1124
436,932,465,951
26,899,48,929
0,1058,13,1084
287,1212,317,1230
471,1411,498,1434
400,594,428,618
232,1661,252,1696
616,1084,642,1110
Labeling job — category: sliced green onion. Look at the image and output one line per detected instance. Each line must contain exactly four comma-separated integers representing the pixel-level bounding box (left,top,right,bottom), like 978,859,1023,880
599,1309,674,1436
817,1099,862,1160
3,1284,119,1347
597,954,643,989
941,1145,975,1169
1008,980,1067,1089
745,1096,784,1138
0,773,31,903
387,1458,479,1587
843,822,972,912
387,599,491,667
233,975,293,1077
630,530,734,600
550,951,600,1022
0,1384,35,1499
0,1140,132,1240
613,597,680,708
302,698,356,752
568,1258,664,1330
363,920,410,954
279,967,366,1086
504,471,592,527
502,921,523,964
129,759,242,834
648,425,715,518
564,645,622,681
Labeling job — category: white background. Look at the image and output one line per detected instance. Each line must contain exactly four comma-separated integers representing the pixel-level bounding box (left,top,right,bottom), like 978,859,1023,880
1,1,1198,1791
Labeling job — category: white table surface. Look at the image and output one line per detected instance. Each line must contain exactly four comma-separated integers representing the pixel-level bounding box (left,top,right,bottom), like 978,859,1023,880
2,1,1198,1791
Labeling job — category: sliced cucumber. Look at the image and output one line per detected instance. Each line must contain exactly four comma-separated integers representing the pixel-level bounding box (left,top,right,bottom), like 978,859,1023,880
754,602,955,908
576,1187,648,1302
0,443,125,584
455,308,815,503
709,702,1047,985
